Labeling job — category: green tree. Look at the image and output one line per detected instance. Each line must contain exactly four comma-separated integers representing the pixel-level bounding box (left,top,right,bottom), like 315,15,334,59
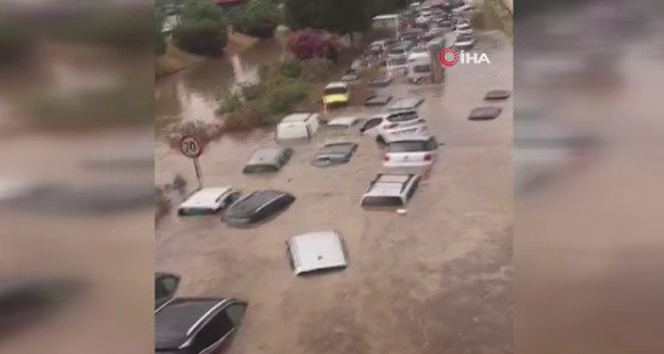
283,0,371,39
156,7,166,55
181,0,226,23
233,0,282,38
173,20,228,56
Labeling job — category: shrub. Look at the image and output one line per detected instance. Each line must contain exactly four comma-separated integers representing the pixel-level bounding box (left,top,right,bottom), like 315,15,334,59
167,120,223,149
300,57,332,82
181,0,226,23
232,0,282,38
240,82,266,101
0,20,35,65
173,20,228,56
223,98,272,131
286,29,338,61
267,79,307,114
217,92,243,114
279,58,302,78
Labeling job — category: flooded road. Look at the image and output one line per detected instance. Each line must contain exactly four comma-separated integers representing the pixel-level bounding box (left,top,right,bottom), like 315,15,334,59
155,40,281,130
156,29,513,354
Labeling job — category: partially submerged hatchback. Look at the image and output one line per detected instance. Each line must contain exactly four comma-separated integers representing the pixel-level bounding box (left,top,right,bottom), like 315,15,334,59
177,188,241,216
360,110,428,144
155,297,247,354
360,174,421,208
242,147,293,174
383,135,440,168
286,231,348,275
311,142,358,167
221,190,295,227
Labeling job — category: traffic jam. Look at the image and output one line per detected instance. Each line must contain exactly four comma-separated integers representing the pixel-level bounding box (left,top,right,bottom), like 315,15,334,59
156,1,514,353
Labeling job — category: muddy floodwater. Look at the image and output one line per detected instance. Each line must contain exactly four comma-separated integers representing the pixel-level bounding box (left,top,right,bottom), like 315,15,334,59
156,30,513,354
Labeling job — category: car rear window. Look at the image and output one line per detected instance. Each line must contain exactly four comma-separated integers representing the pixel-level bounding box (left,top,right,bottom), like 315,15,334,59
413,64,430,73
361,196,404,207
388,141,428,152
324,87,348,95
387,111,418,123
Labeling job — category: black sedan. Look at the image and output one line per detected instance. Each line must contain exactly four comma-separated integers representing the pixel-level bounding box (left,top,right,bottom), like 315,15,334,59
311,142,358,167
221,190,295,227
155,297,247,354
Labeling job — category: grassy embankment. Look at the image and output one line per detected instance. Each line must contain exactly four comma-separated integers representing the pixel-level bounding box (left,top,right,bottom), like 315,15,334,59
156,32,259,79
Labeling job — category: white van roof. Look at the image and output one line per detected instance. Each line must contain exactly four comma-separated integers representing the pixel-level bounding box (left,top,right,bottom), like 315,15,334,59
281,112,319,123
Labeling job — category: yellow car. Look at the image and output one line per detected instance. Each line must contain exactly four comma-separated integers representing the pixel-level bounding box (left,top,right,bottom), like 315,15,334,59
322,82,350,109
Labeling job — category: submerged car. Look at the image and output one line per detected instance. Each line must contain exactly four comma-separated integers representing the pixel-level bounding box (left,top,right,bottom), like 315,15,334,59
221,190,295,227
177,188,241,216
286,231,348,275
383,135,440,168
242,147,293,174
325,116,362,132
387,97,425,111
322,82,351,108
360,173,421,208
311,142,358,167
360,110,428,144
340,70,361,84
155,297,247,354
454,33,476,50
364,95,393,107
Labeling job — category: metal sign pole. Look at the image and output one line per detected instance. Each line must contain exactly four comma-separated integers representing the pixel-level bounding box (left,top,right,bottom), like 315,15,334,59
193,157,203,190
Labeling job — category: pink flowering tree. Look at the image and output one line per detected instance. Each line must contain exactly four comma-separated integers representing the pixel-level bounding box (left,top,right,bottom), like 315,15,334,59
285,29,339,62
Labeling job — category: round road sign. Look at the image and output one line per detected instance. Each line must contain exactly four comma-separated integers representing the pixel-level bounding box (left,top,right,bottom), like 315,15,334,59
180,135,203,158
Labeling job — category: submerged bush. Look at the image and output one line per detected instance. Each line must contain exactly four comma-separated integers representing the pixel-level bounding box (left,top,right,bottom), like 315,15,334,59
173,20,228,56
279,58,303,78
240,82,266,101
300,57,332,82
267,79,307,114
217,92,243,114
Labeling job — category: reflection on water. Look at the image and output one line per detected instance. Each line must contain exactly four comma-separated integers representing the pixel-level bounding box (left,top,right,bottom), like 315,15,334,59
155,40,280,135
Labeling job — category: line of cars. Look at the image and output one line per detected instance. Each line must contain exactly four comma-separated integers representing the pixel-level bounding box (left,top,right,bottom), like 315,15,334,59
367,1,478,83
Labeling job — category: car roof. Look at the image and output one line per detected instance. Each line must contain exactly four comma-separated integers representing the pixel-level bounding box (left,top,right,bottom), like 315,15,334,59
287,231,347,275
365,174,415,197
281,112,318,123
226,190,288,217
388,134,433,143
327,116,359,127
246,147,287,165
388,97,424,110
325,82,348,89
179,188,232,208
155,298,229,350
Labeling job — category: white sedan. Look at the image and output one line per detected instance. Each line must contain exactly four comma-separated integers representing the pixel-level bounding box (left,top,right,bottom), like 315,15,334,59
383,136,441,168
177,187,240,216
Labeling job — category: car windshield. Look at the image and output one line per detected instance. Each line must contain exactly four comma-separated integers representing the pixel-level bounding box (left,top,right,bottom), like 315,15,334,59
388,141,428,152
389,48,406,55
458,34,473,41
324,87,348,95
320,144,352,155
389,57,408,66
362,196,404,207
243,164,279,173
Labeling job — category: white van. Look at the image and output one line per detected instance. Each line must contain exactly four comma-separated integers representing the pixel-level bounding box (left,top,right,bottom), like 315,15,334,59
275,112,321,142
406,52,432,83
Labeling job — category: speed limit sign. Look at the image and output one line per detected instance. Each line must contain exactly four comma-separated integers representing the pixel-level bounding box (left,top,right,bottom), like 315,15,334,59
180,135,203,158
